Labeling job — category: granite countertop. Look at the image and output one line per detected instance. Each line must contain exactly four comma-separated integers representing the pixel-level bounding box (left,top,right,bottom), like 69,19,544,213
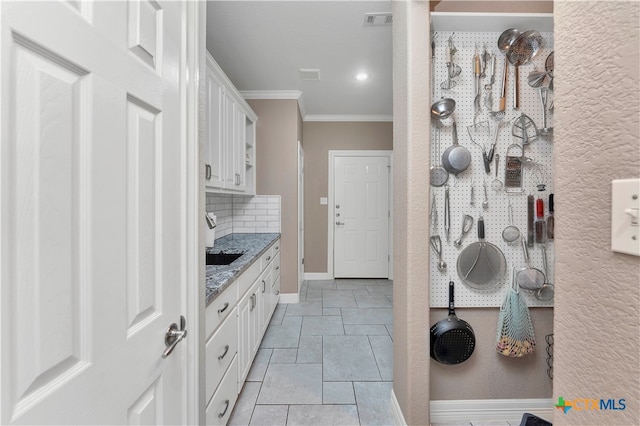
205,233,280,306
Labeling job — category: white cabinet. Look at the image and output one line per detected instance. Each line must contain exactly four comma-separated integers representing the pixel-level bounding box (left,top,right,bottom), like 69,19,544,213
205,52,257,195
205,238,281,419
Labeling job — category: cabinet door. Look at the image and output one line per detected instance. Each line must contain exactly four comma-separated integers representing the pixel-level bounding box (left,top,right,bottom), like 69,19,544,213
222,90,237,189
237,282,258,385
258,267,272,336
235,108,247,191
205,70,225,188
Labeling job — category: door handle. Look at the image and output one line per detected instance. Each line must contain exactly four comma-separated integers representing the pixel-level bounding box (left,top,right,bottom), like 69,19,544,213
162,315,187,358
336,221,345,225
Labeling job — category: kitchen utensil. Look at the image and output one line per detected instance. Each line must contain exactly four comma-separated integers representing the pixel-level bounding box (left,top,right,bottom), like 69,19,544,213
502,202,520,245
537,244,554,301
457,216,507,290
467,121,491,173
534,198,547,244
504,144,524,193
430,126,449,187
527,69,551,88
430,281,476,365
507,30,543,110
537,87,553,136
487,111,502,163
431,32,437,99
516,236,545,291
454,214,474,247
481,44,491,78
512,113,538,145
527,194,535,247
430,235,447,272
444,185,451,242
497,29,519,111
441,35,460,90
496,268,536,357
442,121,471,175
546,193,554,241
431,193,438,229
431,98,456,120
484,53,496,110
491,154,503,191
482,181,489,210
493,57,508,115
470,180,475,206
473,47,482,123
545,51,554,91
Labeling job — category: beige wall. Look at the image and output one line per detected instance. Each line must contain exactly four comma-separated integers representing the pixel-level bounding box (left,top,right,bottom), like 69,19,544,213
430,308,553,400
391,1,432,424
554,2,639,425
302,122,393,273
249,99,300,295
395,0,640,424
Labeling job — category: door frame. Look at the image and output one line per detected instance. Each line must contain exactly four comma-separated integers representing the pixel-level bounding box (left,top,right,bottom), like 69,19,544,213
298,141,305,292
187,1,206,424
327,150,393,280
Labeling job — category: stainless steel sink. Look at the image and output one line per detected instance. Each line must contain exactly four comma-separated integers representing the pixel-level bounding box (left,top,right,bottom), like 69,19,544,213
206,252,243,266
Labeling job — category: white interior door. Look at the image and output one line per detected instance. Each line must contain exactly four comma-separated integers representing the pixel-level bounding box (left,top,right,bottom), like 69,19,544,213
333,155,390,278
0,2,187,424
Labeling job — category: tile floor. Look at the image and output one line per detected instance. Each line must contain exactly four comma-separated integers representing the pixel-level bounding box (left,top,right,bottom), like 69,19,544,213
228,279,394,426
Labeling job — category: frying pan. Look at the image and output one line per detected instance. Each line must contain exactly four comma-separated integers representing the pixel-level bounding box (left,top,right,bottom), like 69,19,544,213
457,216,507,290
442,121,471,175
430,281,476,364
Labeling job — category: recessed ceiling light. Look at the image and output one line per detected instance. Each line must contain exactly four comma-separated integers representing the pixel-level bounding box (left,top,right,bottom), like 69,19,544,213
355,73,369,81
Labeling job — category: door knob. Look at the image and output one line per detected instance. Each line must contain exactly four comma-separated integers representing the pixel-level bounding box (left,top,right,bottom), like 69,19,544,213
336,221,345,225
162,315,187,358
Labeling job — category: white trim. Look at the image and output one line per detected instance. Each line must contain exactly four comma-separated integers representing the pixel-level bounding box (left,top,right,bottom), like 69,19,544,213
303,272,332,280
431,12,553,33
304,114,393,122
205,53,257,121
185,2,205,425
328,150,393,279
430,398,554,424
390,389,407,426
240,90,302,100
239,90,306,122
278,293,300,304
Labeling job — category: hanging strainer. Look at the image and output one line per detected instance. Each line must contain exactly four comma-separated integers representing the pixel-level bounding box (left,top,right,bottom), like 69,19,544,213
507,30,543,110
502,202,520,245
496,268,536,357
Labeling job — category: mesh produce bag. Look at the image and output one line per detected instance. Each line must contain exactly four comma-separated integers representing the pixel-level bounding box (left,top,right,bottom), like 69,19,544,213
496,269,536,357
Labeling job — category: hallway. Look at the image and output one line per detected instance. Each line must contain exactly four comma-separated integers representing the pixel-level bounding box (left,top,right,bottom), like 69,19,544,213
228,279,394,425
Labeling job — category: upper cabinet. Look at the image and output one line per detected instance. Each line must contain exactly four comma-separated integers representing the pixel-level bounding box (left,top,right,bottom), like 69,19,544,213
205,52,257,195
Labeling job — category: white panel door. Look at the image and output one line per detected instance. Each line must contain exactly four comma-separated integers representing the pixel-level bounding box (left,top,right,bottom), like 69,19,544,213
334,156,390,278
0,1,187,424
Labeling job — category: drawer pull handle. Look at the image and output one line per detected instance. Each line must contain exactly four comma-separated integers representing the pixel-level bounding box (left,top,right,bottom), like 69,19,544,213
218,400,230,418
266,256,271,261
218,344,230,360
275,246,279,250
250,294,256,311
218,302,229,314
262,280,266,293
275,266,280,271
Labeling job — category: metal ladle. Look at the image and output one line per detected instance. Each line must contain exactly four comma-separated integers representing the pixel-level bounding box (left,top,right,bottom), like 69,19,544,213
430,235,447,272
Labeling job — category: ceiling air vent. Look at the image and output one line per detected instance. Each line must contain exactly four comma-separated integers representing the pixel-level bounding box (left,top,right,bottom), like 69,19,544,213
363,13,392,26
299,68,321,81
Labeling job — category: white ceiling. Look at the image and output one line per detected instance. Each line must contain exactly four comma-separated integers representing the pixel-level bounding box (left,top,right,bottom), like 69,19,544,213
206,1,393,121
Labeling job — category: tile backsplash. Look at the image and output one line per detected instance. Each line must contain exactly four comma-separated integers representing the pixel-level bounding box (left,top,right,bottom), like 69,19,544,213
206,193,281,238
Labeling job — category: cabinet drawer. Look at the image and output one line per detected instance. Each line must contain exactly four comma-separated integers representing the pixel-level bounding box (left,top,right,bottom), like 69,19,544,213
206,279,238,339
205,355,238,426
237,259,261,299
272,252,281,279
205,307,238,403
260,245,274,271
272,239,280,256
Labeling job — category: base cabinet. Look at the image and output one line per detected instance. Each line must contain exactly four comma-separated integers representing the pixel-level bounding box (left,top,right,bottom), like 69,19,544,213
204,238,281,423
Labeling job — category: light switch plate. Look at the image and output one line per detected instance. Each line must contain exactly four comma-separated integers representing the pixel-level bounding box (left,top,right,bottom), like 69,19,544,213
320,197,328,205
611,178,640,256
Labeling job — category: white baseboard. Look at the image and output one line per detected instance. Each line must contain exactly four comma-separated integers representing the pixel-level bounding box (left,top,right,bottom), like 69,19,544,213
430,398,553,424
278,293,300,304
303,272,332,280
390,389,407,426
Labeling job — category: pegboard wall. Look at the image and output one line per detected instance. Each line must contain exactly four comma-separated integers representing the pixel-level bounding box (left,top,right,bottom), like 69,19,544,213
430,30,555,308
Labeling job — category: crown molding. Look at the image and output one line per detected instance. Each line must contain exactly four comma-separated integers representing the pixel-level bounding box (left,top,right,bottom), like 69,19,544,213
239,90,306,119
304,114,393,122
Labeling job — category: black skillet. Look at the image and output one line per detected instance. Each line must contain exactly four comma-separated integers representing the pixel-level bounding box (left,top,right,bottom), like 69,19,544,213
430,281,476,364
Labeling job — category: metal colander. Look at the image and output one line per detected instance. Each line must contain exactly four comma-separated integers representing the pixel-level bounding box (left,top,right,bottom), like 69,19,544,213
507,30,543,66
